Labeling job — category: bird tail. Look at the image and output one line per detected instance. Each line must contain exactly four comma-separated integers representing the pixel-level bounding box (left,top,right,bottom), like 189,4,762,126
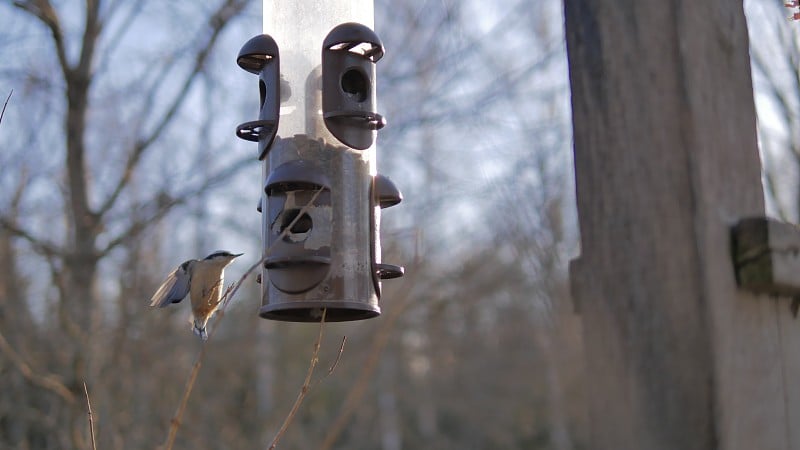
192,319,209,341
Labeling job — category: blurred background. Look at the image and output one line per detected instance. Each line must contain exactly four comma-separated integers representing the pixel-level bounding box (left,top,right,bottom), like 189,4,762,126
0,0,794,448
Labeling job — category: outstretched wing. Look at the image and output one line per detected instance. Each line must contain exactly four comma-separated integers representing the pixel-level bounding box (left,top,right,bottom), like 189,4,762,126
149,261,192,307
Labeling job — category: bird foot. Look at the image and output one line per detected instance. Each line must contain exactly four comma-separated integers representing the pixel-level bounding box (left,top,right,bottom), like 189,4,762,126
193,325,209,341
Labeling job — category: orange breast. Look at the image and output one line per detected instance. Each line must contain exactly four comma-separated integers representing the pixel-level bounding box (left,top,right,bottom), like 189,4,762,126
189,264,225,320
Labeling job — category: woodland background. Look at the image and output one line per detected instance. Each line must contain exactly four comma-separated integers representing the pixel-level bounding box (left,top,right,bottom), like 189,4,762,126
0,0,796,448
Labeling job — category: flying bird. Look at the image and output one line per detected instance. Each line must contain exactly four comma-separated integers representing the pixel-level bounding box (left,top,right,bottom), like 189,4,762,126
149,250,243,340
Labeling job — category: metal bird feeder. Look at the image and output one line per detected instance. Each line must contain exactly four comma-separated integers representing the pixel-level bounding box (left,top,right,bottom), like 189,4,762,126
235,1,403,322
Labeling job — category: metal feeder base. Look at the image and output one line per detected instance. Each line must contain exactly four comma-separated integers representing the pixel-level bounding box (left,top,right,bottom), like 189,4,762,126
259,301,380,322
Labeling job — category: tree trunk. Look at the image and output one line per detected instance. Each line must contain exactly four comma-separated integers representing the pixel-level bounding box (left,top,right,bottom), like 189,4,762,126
61,9,101,446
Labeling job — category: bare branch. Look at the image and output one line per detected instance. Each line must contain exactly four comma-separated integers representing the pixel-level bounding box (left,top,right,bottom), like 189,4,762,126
12,0,70,77
307,335,347,391
95,2,145,74
76,0,103,80
383,1,530,84
750,4,800,220
96,154,252,257
97,0,249,218
0,327,76,404
0,216,62,258
759,129,793,221
751,45,795,132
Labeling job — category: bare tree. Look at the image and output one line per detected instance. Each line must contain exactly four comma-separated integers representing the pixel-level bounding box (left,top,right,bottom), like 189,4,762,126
0,0,255,446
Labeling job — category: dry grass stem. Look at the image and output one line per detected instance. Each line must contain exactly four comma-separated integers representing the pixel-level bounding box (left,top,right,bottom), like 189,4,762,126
83,382,97,450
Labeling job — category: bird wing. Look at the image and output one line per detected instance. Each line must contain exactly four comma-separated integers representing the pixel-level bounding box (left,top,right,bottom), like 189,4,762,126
149,262,192,307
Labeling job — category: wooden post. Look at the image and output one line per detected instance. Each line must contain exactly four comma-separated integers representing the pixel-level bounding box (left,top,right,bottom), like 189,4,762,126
565,1,800,449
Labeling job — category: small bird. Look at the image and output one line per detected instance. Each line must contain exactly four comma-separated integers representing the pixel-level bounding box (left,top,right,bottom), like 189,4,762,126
149,250,243,340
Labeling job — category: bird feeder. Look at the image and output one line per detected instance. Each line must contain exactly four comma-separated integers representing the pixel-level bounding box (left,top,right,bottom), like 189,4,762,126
236,1,403,322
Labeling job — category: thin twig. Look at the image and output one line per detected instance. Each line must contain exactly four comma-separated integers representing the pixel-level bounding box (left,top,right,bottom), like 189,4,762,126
0,90,11,126
162,188,324,450
327,336,347,376
268,309,328,450
83,382,97,450
311,336,347,392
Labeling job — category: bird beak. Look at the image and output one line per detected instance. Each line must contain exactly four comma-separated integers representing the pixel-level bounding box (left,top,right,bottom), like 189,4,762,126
233,253,244,258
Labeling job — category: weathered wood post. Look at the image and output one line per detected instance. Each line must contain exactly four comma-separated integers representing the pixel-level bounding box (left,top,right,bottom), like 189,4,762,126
566,1,800,449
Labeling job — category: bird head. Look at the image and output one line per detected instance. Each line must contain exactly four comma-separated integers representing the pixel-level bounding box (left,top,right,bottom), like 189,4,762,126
204,250,243,266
